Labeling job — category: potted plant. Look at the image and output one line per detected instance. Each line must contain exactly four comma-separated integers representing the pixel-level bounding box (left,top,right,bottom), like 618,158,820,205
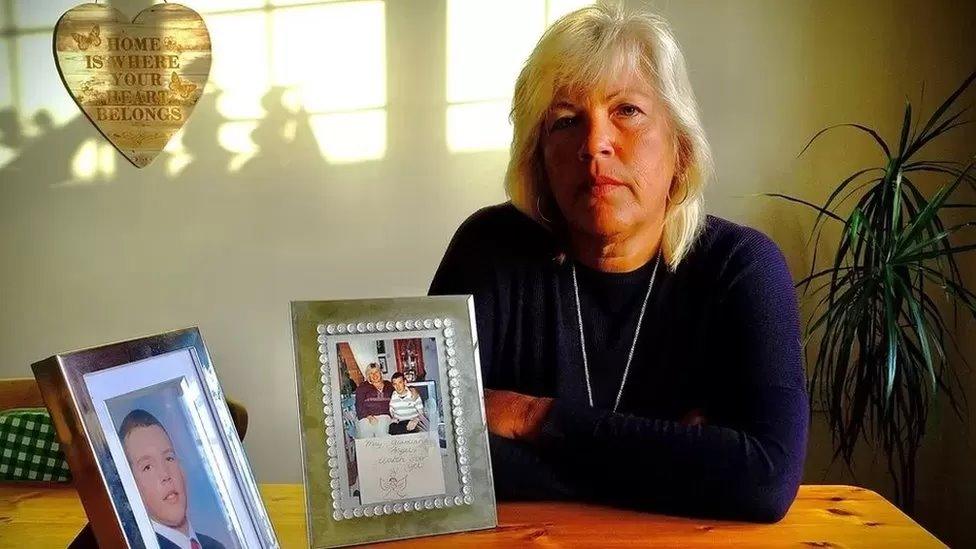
767,71,976,512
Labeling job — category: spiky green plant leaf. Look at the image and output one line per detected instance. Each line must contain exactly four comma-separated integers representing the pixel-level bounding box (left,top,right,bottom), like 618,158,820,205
766,71,975,512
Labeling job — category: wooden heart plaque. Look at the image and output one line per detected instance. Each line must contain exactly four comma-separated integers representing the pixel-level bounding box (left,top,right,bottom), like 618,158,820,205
54,3,211,168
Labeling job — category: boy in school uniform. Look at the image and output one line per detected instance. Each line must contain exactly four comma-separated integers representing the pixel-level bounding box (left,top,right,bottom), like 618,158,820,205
119,409,226,549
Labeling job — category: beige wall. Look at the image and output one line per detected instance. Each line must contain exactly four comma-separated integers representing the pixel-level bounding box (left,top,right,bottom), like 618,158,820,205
645,1,975,546
1,0,973,545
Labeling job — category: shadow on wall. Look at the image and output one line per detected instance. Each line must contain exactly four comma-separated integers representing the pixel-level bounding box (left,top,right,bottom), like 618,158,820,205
0,106,96,187
0,86,326,188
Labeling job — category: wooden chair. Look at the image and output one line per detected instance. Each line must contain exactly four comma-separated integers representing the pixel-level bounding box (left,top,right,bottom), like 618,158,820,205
0,377,48,410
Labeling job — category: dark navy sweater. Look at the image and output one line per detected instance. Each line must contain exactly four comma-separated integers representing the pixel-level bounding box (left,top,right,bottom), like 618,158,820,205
429,203,808,523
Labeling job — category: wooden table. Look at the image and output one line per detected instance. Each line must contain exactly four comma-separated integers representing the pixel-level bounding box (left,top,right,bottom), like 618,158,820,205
0,484,944,548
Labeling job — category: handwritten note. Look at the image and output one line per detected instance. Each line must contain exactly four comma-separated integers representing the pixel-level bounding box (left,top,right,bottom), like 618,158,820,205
355,433,446,505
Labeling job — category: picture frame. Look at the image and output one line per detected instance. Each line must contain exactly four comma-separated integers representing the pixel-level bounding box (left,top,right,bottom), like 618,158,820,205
31,327,279,549
291,296,497,548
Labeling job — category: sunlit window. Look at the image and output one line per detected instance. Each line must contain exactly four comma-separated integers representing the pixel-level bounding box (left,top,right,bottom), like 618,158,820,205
18,33,77,124
445,0,592,153
0,0,387,177
0,0,88,173
11,0,78,28
0,37,11,169
70,138,117,182
171,0,388,172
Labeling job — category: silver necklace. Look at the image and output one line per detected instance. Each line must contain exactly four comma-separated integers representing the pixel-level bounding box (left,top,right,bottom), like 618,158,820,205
571,251,661,412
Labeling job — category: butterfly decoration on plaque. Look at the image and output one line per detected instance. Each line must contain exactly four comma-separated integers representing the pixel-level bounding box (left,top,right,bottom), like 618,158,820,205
53,2,212,168
71,24,102,50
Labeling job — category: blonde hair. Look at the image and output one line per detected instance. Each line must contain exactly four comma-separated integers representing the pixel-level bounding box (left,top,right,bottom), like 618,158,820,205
505,2,713,271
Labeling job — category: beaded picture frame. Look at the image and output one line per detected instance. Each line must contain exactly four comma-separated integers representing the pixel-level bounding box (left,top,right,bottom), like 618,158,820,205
291,297,497,548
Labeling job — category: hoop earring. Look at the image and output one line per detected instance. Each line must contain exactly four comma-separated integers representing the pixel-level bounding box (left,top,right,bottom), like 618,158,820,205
537,195,553,224
668,175,690,205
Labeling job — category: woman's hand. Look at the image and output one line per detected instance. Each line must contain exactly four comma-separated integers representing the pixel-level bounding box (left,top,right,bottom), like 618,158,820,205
484,389,554,442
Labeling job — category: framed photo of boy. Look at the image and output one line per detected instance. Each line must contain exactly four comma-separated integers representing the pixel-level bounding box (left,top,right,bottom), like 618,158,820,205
31,327,279,549
291,296,497,548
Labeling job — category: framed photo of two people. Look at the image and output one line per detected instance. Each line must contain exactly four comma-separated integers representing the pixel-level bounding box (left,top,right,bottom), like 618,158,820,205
32,328,278,549
291,296,497,548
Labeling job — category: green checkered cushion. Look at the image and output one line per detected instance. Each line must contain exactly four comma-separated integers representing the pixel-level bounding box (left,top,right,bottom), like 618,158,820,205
0,408,71,483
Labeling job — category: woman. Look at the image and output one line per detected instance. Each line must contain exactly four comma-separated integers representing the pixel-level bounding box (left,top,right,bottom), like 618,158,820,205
429,4,807,522
354,364,393,438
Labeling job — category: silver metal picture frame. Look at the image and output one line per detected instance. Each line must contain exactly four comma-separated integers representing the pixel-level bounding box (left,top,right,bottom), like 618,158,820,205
31,327,279,549
291,296,497,548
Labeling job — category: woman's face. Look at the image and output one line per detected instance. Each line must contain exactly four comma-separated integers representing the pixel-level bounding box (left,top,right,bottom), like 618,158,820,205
368,369,382,384
540,71,677,240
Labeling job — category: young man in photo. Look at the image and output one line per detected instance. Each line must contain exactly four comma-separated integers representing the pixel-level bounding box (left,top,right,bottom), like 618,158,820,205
119,409,226,549
388,372,426,435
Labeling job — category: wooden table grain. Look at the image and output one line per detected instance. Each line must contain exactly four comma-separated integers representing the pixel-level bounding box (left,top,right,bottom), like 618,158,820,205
0,483,944,548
